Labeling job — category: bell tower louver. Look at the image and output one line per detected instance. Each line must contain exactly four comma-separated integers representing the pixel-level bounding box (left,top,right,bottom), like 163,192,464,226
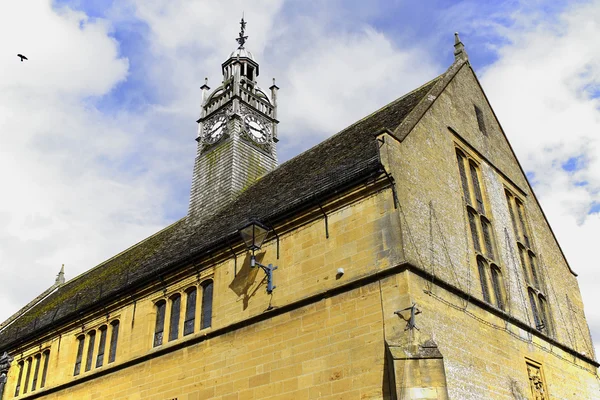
188,18,279,222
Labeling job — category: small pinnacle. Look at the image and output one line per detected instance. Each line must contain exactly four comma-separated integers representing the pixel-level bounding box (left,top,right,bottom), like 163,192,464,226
55,264,65,285
453,32,468,62
200,77,210,90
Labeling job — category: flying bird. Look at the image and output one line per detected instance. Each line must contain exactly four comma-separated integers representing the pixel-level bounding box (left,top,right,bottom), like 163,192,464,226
17,54,28,62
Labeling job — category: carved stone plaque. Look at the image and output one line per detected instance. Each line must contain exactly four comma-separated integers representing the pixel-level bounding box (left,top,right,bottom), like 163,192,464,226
527,361,548,400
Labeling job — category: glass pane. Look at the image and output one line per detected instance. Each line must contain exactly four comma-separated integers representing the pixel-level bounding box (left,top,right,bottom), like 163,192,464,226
184,288,197,336
201,280,214,329
31,355,41,391
477,258,490,303
469,161,485,214
505,192,519,239
15,362,24,396
85,331,96,372
519,246,529,283
456,151,471,205
40,351,50,388
96,326,107,368
154,301,166,347
491,267,504,310
528,290,542,330
23,358,31,394
481,219,495,260
516,200,530,247
169,295,181,342
468,210,481,253
529,252,540,288
74,336,84,376
539,296,551,334
109,321,119,363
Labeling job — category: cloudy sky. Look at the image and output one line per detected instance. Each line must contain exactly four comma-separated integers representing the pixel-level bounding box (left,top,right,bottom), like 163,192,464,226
1,0,600,357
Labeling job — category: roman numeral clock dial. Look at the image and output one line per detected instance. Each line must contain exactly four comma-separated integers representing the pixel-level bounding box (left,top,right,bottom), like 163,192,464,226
244,114,269,144
203,114,227,144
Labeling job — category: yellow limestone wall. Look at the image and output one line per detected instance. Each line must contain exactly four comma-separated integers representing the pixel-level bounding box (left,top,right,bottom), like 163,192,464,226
5,187,406,400
377,62,600,398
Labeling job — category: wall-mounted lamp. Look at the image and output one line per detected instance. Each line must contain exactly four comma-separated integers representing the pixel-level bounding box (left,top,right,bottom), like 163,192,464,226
239,221,278,294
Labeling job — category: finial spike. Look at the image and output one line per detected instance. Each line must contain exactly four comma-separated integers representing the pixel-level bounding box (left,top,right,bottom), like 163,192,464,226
453,32,468,62
55,264,65,285
236,15,248,49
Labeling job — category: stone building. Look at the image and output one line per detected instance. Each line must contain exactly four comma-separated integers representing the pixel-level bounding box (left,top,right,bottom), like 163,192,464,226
0,21,599,400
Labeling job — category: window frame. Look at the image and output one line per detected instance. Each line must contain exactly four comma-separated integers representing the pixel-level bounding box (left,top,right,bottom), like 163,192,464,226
153,299,167,347
505,188,553,335
456,148,505,309
73,335,85,376
201,279,214,330
108,320,120,364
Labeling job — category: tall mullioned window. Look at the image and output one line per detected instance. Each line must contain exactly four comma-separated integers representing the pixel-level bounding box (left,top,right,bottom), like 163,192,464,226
154,300,166,347
85,330,96,372
456,149,505,310
96,325,107,368
108,320,120,363
23,357,32,394
184,287,197,336
14,361,24,396
201,280,214,329
169,294,181,342
40,350,50,388
506,190,552,334
31,354,41,391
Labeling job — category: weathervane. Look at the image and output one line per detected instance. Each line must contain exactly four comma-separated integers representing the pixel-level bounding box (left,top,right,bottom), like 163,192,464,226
236,16,248,49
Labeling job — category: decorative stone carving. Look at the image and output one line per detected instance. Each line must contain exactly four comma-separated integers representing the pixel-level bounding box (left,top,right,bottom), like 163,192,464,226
527,363,547,400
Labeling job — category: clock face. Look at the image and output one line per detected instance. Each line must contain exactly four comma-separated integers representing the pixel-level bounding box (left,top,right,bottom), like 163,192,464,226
205,115,227,143
244,115,268,143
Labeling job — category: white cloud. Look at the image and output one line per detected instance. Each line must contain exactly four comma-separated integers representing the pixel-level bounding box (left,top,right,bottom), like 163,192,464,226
0,1,166,320
481,0,600,357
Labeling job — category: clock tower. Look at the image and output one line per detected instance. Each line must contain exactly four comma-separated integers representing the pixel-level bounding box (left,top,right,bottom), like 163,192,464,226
188,18,279,222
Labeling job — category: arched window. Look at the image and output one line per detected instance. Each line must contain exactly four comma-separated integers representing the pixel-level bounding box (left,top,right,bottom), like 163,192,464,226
96,325,107,368
538,295,552,335
480,217,495,259
456,151,471,204
85,330,96,372
108,320,120,363
23,357,32,394
14,361,24,396
201,280,214,329
528,251,540,287
528,289,543,330
469,161,485,214
477,257,490,303
169,294,181,341
184,287,197,336
154,300,166,347
40,350,50,389
31,354,41,391
73,335,85,375
491,266,505,311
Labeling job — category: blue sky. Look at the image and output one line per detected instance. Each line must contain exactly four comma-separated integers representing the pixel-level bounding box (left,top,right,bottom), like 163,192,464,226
2,0,600,369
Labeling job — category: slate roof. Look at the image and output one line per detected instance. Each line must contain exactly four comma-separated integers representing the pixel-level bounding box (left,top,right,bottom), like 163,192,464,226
0,75,441,352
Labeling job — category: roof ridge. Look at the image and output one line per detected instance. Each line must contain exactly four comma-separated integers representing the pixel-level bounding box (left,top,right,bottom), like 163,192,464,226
274,74,444,171
49,218,186,291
